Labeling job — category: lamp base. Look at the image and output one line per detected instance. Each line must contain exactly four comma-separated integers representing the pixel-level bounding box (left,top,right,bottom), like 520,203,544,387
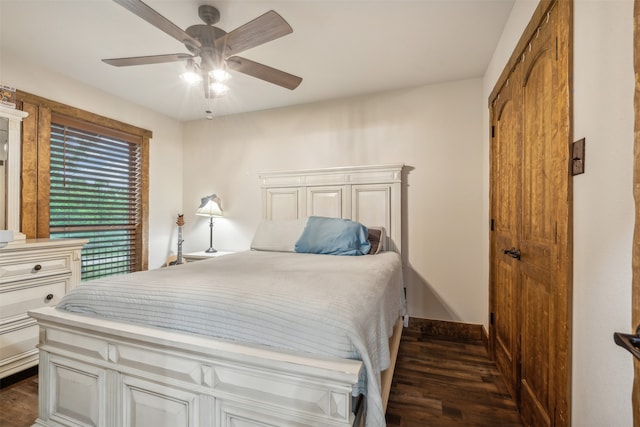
205,247,218,253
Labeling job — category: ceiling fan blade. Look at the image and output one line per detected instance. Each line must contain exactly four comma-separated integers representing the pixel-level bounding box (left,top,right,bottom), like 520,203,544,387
103,53,193,67
226,56,302,90
113,0,201,50
216,10,293,57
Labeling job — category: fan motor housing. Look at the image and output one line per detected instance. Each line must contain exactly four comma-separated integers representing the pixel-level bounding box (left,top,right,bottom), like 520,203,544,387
186,25,226,49
198,5,220,25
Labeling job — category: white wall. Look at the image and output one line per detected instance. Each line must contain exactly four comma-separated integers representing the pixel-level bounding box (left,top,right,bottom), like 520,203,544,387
182,79,488,324
0,53,184,269
573,1,634,425
484,1,635,425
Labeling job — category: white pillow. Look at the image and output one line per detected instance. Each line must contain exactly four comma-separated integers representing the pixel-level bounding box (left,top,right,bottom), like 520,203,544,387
250,217,309,252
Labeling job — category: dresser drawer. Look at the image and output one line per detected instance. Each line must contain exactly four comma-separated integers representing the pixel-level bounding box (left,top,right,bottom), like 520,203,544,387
0,322,39,372
0,255,70,283
0,278,68,324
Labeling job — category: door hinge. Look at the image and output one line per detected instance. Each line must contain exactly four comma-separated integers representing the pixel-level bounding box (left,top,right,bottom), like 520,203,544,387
490,218,495,231
490,312,495,325
491,125,495,138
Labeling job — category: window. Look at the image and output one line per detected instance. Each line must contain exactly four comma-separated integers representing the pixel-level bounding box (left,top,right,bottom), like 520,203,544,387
17,91,150,277
49,115,142,280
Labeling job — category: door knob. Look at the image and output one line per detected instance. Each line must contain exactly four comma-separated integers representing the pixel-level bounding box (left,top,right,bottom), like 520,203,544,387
502,247,521,260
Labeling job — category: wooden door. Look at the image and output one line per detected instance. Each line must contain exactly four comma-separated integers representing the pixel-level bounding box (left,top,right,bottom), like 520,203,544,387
489,1,573,425
518,11,560,424
490,71,522,402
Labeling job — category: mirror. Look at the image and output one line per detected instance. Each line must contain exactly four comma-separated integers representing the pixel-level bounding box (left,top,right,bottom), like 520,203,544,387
0,117,8,230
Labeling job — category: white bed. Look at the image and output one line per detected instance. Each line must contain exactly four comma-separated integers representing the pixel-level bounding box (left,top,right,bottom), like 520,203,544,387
29,164,405,427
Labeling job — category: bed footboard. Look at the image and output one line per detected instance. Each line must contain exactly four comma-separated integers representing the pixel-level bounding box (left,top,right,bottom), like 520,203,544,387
30,307,362,427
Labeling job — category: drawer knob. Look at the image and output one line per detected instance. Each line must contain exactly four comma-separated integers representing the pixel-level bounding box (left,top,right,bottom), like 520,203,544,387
45,294,54,301
33,264,42,271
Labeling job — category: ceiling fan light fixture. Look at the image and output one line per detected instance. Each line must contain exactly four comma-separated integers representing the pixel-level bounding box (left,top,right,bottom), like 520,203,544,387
210,68,231,82
211,81,229,96
180,59,202,86
180,70,202,86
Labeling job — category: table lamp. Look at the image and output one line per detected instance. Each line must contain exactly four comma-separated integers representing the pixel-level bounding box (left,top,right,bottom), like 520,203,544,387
196,194,223,253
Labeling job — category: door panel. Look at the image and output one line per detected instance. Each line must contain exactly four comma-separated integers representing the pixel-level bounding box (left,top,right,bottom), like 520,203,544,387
519,15,557,425
491,69,522,401
522,49,556,246
520,268,553,427
493,259,517,396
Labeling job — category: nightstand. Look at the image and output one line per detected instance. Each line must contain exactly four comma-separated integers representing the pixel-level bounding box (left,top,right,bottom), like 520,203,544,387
182,251,235,262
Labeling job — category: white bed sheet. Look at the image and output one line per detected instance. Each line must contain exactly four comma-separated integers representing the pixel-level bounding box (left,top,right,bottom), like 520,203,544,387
57,250,405,427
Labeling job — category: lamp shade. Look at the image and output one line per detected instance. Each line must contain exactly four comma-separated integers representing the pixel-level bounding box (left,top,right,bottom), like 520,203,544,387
196,194,223,217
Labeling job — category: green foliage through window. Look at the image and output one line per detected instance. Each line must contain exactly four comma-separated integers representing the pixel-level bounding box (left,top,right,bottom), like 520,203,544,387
50,120,141,281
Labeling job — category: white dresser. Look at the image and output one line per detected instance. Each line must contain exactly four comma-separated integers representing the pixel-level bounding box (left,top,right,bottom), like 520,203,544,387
0,238,86,378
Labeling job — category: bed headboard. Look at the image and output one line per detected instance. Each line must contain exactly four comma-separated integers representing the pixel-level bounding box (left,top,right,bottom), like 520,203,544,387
259,164,403,253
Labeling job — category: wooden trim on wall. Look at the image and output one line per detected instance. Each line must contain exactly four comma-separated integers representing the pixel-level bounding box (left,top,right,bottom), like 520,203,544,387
19,101,38,238
410,318,486,342
16,90,152,271
632,2,640,426
489,0,556,106
36,106,51,238
139,137,149,271
556,3,575,426
16,91,152,139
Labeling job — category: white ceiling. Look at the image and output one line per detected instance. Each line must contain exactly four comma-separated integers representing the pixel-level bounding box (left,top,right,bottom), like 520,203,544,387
0,0,515,122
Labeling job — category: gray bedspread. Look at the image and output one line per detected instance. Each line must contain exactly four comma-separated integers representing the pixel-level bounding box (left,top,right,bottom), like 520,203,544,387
57,250,405,427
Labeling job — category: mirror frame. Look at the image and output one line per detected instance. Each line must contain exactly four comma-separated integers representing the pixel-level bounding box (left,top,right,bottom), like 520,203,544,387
0,105,28,240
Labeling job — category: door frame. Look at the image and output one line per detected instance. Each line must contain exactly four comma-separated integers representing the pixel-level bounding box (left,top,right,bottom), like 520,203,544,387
632,2,640,426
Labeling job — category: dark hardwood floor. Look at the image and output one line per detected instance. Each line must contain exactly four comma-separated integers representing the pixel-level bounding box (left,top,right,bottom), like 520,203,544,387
386,323,523,426
0,367,38,427
0,322,522,427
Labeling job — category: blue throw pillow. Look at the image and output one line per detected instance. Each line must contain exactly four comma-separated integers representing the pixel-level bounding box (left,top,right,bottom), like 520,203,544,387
295,216,371,256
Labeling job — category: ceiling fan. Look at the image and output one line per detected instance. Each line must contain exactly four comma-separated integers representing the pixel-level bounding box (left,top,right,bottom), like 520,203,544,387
103,0,303,99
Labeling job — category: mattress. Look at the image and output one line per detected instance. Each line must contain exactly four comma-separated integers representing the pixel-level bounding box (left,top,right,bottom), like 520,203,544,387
57,250,405,427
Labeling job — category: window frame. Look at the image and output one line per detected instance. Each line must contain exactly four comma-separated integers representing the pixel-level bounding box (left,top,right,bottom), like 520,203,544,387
17,90,150,272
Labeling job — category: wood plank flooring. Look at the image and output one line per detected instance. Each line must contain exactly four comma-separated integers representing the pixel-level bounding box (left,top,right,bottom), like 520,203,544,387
0,323,522,427
0,367,38,427
385,324,523,426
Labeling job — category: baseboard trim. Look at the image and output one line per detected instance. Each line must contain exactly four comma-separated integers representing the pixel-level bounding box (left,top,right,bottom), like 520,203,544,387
0,365,38,389
409,318,487,345
481,325,489,348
